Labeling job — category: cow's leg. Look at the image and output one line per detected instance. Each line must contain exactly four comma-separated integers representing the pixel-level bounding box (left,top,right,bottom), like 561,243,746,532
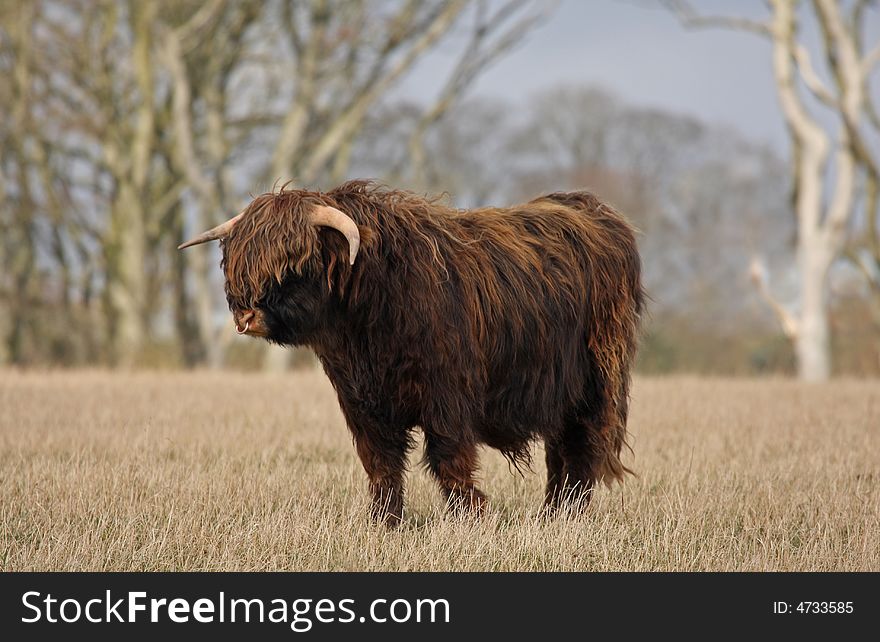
352,428,411,527
423,434,487,515
543,437,566,511
558,419,598,513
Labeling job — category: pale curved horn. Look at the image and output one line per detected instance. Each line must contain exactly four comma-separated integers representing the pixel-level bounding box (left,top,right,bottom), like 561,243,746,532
310,205,360,265
177,211,246,250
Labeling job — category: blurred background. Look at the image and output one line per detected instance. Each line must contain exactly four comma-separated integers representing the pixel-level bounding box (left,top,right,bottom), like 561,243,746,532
0,0,878,379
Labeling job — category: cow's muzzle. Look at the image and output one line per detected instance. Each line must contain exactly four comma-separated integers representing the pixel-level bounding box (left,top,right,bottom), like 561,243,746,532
235,311,255,335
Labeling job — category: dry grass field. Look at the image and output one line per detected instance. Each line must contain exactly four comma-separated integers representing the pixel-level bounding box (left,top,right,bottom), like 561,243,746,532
1,370,877,571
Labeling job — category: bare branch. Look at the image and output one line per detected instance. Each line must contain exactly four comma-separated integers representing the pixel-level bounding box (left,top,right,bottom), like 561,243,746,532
843,248,880,293
662,0,772,37
271,0,329,177
769,0,829,235
176,0,226,53
407,0,551,185
813,0,868,248
792,44,837,107
298,0,468,183
158,27,216,207
749,257,800,339
866,88,880,133
863,43,880,77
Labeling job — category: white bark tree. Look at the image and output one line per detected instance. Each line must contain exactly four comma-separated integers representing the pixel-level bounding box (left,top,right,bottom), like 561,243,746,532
667,0,880,381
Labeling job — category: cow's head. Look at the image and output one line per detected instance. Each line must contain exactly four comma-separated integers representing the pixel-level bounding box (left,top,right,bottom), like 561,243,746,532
178,189,360,346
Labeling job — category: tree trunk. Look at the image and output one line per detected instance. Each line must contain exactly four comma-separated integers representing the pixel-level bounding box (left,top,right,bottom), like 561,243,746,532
796,241,831,381
770,0,835,381
106,183,147,367
0,316,8,365
102,3,154,368
191,246,225,368
169,203,205,368
5,1,37,365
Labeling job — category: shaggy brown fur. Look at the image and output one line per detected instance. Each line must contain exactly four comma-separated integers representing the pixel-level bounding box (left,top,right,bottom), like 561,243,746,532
219,180,644,525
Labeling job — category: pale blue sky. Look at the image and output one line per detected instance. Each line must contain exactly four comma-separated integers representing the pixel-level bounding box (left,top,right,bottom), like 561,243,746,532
399,0,879,152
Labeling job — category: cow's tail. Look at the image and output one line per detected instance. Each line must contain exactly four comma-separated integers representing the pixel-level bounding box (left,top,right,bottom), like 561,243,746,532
541,190,645,484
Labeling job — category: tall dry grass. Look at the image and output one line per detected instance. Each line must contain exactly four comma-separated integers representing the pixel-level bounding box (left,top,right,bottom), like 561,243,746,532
1,370,877,571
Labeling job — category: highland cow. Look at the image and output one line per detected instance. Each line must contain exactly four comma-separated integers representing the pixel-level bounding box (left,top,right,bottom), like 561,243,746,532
179,180,644,525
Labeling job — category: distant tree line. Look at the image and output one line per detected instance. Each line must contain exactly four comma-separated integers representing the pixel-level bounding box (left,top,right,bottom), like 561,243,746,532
1,0,878,376
0,0,547,370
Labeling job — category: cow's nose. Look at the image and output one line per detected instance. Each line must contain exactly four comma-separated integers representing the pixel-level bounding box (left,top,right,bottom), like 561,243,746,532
236,311,255,334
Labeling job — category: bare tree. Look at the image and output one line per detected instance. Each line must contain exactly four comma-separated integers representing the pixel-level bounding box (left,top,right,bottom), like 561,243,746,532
0,0,549,369
2,1,102,365
666,0,880,381
13,0,173,367
252,0,549,370
157,0,262,367
404,0,553,189
0,2,39,365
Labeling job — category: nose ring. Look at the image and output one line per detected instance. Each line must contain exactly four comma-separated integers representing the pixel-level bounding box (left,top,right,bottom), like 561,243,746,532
236,320,250,334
